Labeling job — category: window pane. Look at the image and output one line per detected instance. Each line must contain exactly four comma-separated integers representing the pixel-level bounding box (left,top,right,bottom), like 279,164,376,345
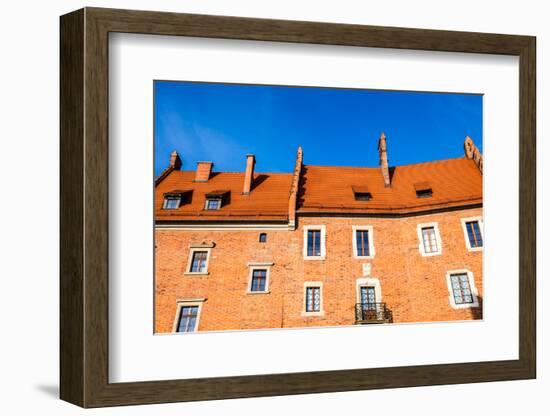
307,230,321,256
251,269,267,292
177,306,199,332
450,273,474,304
164,197,179,209
306,287,321,312
356,230,369,256
190,251,207,272
206,199,221,210
422,227,438,253
466,221,483,247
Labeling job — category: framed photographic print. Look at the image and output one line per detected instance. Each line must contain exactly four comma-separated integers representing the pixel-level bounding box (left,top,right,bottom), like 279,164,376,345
60,7,536,408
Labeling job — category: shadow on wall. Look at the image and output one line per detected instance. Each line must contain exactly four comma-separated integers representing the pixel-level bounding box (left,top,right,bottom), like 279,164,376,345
471,295,483,320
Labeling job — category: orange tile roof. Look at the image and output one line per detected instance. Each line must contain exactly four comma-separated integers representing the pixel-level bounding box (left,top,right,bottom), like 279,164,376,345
155,157,482,222
298,157,482,215
155,170,293,222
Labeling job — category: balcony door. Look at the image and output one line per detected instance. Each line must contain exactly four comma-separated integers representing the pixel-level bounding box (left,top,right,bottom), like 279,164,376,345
360,286,376,307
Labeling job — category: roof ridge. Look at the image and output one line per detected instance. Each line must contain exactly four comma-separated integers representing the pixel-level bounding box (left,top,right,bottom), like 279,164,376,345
303,156,468,170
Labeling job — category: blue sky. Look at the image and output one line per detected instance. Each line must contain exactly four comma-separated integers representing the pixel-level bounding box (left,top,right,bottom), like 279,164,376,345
154,81,482,176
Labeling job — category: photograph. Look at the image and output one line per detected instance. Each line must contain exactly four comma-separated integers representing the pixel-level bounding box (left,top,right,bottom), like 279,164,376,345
153,81,484,333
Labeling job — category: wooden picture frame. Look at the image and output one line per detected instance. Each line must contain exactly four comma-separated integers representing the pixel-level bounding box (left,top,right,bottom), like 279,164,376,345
60,7,536,408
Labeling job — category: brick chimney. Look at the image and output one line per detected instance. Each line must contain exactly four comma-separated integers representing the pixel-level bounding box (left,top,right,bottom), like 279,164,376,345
288,146,303,230
378,132,391,187
464,135,483,173
242,154,256,195
169,150,182,170
195,161,213,182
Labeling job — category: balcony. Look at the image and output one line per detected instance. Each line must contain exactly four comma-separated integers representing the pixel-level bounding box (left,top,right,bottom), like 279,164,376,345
355,303,392,324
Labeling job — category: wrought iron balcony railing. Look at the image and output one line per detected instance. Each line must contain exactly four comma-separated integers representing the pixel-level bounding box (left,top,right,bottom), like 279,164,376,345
355,302,392,324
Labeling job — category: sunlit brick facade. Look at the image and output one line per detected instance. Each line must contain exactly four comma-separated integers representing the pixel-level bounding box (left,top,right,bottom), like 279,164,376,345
155,134,483,333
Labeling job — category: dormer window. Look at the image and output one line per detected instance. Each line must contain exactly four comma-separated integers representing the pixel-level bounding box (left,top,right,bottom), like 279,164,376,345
164,196,180,209
162,190,191,209
205,198,222,210
414,182,433,198
352,186,372,201
204,190,229,210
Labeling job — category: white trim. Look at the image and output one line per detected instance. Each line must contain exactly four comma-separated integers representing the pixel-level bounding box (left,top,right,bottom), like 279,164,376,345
460,216,484,252
445,269,480,309
172,300,205,333
301,281,325,316
355,277,382,304
352,225,375,259
155,223,292,231
184,246,212,275
416,221,443,256
302,225,326,260
246,262,274,294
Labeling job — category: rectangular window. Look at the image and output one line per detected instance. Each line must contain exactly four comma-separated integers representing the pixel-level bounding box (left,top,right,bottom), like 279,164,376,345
250,269,267,292
421,226,439,253
305,286,321,312
205,198,221,210
355,230,370,257
176,306,199,332
190,251,208,273
449,273,474,305
307,230,321,257
465,220,483,248
163,196,180,209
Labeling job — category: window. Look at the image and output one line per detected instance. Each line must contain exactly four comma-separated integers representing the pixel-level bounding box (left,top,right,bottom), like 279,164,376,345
352,185,372,201
305,286,321,312
205,198,222,210
422,227,438,253
163,195,180,209
449,274,474,305
303,225,326,260
176,306,199,332
173,300,205,333
353,226,375,258
414,182,433,198
190,251,208,272
446,270,479,309
461,217,484,251
307,230,321,256
259,233,267,243
302,282,324,316
185,245,213,275
250,269,267,292
417,222,442,256
246,262,273,293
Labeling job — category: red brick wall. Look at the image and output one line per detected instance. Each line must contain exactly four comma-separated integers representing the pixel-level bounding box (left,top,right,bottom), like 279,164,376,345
155,207,483,333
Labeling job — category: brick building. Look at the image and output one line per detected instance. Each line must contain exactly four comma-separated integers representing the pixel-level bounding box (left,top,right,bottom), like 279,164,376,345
154,134,483,333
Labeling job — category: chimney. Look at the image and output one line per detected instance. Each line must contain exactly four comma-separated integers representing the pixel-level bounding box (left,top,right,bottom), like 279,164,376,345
242,154,256,195
378,132,391,187
288,146,303,230
464,136,483,173
195,161,213,182
169,150,182,170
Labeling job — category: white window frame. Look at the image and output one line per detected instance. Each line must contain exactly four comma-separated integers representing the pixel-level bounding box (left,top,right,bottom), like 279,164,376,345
352,225,375,259
184,244,213,275
460,216,484,252
204,197,222,210
301,281,324,316
163,195,181,209
355,277,382,304
246,262,273,294
445,269,480,309
417,222,443,256
172,299,205,333
302,225,326,260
